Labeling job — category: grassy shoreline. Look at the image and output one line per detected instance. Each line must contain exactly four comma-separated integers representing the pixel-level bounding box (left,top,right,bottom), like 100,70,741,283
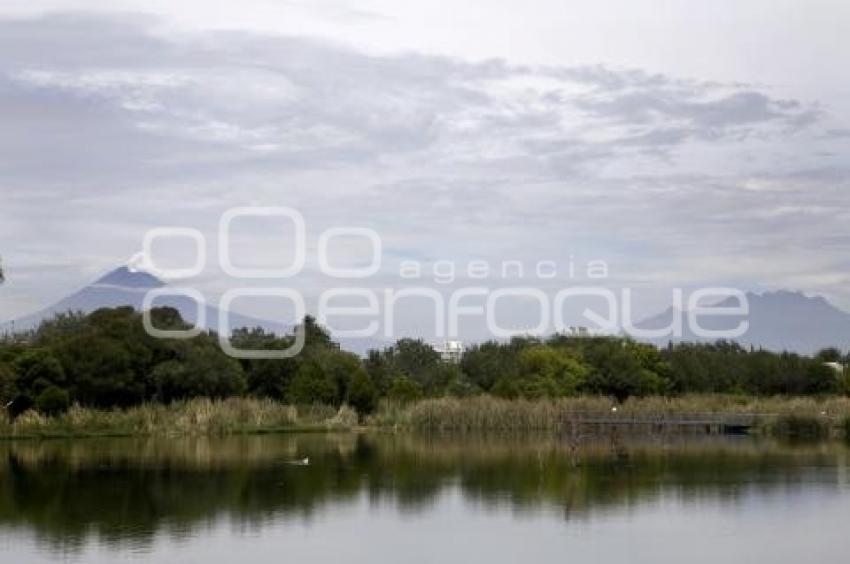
0,398,359,439
4,395,850,439
374,395,850,438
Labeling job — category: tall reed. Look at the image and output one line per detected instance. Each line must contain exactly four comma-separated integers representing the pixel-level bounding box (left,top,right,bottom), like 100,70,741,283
0,398,355,438
376,395,850,434
6,395,850,438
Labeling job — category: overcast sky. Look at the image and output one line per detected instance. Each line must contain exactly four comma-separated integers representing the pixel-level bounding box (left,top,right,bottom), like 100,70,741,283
1,0,849,328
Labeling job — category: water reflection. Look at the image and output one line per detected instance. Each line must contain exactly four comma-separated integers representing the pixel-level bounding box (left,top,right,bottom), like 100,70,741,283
1,433,848,558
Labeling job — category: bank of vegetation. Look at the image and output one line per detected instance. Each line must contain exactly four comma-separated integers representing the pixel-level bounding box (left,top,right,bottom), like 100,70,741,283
376,395,850,439
3,395,850,439
1,307,850,438
0,398,358,438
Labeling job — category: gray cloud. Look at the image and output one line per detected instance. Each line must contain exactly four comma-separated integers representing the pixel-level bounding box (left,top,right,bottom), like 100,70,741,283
0,11,847,320
826,128,850,139
0,13,819,184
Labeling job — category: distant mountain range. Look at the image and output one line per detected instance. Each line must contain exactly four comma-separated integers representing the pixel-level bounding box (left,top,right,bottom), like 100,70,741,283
638,290,850,354
2,266,849,355
0,266,290,337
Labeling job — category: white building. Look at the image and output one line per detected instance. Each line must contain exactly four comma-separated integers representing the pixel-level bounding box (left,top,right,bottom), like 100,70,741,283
439,340,465,363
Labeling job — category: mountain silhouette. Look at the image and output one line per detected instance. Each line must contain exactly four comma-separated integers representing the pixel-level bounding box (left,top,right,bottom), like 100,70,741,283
93,266,165,289
0,266,289,337
637,290,850,354
6,269,844,355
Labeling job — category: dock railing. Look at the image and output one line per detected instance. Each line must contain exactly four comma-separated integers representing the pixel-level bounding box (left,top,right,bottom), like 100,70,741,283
556,411,779,432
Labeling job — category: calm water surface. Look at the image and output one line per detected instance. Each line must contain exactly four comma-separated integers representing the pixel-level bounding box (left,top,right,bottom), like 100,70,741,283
1,433,849,563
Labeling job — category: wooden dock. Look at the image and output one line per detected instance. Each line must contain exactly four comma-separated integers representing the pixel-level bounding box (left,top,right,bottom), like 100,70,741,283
557,412,770,434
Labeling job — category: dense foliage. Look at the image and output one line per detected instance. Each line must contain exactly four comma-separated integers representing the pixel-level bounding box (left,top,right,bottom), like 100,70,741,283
0,307,847,417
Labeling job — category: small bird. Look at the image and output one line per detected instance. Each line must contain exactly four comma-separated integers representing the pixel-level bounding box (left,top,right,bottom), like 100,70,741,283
611,406,618,413
285,457,310,466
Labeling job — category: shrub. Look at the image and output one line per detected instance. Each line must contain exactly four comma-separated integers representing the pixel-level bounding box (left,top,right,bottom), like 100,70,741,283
770,413,830,440
36,386,70,416
387,375,423,403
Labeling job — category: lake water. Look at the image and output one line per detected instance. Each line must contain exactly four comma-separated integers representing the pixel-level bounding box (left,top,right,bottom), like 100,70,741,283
1,433,849,563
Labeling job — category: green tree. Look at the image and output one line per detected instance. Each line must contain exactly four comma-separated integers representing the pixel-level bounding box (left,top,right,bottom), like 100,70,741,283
297,315,335,355
387,338,442,392
231,328,298,399
288,360,338,405
803,359,840,395
13,349,66,396
461,339,527,391
387,375,423,403
151,339,246,402
491,375,520,399
517,345,588,398
56,334,141,406
33,312,89,345
662,341,746,394
363,349,399,395
347,369,378,415
815,347,843,363
583,340,657,401
0,363,15,405
444,365,479,397
320,350,364,404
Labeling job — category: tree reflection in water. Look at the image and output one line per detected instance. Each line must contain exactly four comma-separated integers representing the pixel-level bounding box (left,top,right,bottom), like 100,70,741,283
0,433,846,553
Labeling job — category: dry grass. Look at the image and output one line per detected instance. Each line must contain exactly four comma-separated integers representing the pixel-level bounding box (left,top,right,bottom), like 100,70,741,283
6,395,850,439
374,395,850,435
0,398,356,438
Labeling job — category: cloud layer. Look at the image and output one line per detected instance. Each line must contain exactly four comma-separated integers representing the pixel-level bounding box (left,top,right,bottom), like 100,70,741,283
1,12,848,323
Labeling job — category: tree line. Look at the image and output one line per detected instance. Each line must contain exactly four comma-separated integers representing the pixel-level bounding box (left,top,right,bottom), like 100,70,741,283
0,306,847,417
